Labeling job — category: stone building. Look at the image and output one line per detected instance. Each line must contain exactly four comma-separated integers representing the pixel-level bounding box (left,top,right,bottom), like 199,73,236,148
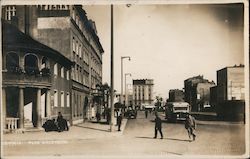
2,5,104,130
168,89,185,102
184,75,215,112
210,65,245,121
2,20,73,131
133,79,154,109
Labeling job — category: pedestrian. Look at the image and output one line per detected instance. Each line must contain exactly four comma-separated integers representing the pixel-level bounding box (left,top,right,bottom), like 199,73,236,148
96,112,101,122
145,109,148,118
154,113,163,139
117,114,123,131
185,113,196,141
57,112,69,132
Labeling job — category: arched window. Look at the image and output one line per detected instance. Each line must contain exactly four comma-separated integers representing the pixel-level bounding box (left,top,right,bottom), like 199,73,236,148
6,52,20,73
24,54,39,75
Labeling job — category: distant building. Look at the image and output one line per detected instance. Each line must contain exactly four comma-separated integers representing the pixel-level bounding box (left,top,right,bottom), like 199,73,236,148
217,65,245,101
184,75,215,111
168,89,185,102
133,79,154,109
211,65,245,121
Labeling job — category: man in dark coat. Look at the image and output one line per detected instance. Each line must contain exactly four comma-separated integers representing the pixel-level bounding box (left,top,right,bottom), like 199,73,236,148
57,112,69,132
145,109,148,118
117,114,123,131
185,113,196,141
154,113,163,139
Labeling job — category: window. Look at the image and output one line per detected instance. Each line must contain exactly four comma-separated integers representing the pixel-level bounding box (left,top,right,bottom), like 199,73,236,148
79,45,82,58
76,41,79,56
61,91,64,107
67,92,70,107
72,37,76,52
5,6,16,21
76,16,79,25
61,67,64,78
54,63,58,75
54,90,58,107
72,8,75,20
66,70,69,80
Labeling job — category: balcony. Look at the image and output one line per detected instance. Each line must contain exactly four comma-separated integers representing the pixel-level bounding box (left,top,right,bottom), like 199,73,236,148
2,71,52,88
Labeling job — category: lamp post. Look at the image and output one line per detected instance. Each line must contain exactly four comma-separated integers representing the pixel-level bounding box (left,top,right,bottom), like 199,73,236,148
110,4,114,132
125,73,131,108
121,56,131,105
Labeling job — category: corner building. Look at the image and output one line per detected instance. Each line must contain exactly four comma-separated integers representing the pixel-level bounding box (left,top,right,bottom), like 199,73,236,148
2,5,104,126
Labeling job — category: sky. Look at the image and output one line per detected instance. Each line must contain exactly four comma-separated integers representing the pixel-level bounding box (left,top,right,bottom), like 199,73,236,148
83,3,244,99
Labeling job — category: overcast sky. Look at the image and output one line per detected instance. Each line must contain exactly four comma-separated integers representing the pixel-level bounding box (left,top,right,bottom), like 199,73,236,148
83,4,244,99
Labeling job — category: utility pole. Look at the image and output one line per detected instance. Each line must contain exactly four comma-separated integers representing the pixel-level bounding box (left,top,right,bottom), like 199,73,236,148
110,4,114,132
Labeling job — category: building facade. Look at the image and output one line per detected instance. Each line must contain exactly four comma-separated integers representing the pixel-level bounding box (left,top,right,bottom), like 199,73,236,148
210,65,245,121
216,65,245,101
168,89,185,102
2,20,73,131
133,79,154,109
2,5,104,129
184,75,215,112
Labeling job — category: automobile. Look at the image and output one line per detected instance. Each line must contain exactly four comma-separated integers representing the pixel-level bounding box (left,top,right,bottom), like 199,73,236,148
165,102,190,122
125,108,137,119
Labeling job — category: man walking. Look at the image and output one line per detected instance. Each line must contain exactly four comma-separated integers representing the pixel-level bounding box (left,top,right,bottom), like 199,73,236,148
154,113,163,139
117,114,123,131
145,109,148,118
185,113,196,141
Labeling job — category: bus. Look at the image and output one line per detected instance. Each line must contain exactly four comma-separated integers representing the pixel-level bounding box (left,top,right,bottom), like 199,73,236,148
165,102,190,121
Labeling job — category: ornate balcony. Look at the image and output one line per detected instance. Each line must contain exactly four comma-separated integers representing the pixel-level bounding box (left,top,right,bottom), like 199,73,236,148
2,71,52,88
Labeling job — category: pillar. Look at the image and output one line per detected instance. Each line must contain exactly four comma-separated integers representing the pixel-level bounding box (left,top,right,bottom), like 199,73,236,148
2,87,6,129
46,89,51,118
19,87,24,129
20,55,25,71
36,88,42,128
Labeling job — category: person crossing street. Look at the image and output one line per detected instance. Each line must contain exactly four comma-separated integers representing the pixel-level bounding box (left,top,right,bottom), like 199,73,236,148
154,113,163,139
185,113,196,141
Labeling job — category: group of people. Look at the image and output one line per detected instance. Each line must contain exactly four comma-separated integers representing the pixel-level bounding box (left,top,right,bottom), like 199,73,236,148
42,112,69,132
153,113,197,141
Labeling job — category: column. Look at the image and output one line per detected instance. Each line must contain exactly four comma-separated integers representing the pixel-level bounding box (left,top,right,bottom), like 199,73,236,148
36,88,42,128
20,56,25,71
2,87,6,129
46,90,51,118
19,87,24,129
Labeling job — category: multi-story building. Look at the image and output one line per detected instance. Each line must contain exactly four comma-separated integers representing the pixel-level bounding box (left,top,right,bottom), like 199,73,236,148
216,65,245,101
133,79,154,109
2,5,104,128
210,65,245,121
2,20,73,131
184,75,215,111
168,89,185,102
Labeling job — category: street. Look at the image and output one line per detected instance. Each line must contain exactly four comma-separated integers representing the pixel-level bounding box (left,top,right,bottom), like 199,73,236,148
3,111,245,157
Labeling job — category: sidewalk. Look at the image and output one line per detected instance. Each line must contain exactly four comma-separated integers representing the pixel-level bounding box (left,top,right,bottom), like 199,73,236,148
2,119,128,143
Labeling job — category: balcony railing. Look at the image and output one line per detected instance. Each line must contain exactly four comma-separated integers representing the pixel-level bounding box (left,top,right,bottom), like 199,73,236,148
2,72,52,87
5,117,19,130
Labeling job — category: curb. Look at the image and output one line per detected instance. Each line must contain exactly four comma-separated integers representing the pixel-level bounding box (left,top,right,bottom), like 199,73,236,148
196,120,244,126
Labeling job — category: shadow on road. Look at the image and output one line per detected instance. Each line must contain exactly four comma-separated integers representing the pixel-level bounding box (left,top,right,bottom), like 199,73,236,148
135,136,155,139
75,125,110,132
135,136,190,142
165,137,190,142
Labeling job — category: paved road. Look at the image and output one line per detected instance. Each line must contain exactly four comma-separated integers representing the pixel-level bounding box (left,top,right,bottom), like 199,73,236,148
3,111,246,158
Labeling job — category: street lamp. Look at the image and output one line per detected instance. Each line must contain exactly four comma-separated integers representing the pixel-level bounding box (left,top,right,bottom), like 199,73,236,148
110,4,114,132
125,73,131,108
121,56,131,104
